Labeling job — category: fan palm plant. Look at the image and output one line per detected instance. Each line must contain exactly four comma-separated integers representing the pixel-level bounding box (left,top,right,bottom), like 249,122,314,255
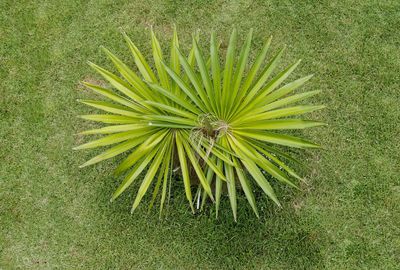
75,28,325,220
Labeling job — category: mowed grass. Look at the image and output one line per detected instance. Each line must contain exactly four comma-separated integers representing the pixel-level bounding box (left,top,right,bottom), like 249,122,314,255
1,0,399,269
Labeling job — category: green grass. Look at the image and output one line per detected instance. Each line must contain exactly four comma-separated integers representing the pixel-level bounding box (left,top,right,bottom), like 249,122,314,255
1,0,399,269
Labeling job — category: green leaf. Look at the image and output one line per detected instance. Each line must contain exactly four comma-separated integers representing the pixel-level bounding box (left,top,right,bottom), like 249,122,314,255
225,160,237,221
123,32,158,83
232,36,272,113
200,155,217,210
251,142,303,181
181,133,226,180
77,99,139,118
88,62,142,102
232,157,259,218
254,90,322,114
221,29,237,118
112,146,160,201
143,100,198,120
143,114,196,126
234,137,298,189
252,140,307,168
233,105,326,124
188,31,200,68
161,61,208,112
215,158,223,218
180,133,214,201
150,29,170,90
210,31,221,115
170,25,181,94
78,114,138,124
175,132,195,213
228,136,280,206
188,133,237,166
234,119,326,130
236,46,285,114
81,82,144,111
148,163,165,211
234,130,320,148
221,137,237,221
263,74,314,104
79,136,146,168
228,29,253,113
114,130,169,174
146,122,193,129
74,128,152,150
131,142,168,212
160,136,173,217
249,60,302,108
101,48,156,102
145,81,202,114
176,47,212,111
79,123,148,135
194,39,215,111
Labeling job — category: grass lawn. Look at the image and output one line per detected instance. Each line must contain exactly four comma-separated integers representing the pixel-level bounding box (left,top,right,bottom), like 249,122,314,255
1,0,399,269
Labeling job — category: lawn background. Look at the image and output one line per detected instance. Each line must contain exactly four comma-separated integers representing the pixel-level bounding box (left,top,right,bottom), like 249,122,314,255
1,0,399,269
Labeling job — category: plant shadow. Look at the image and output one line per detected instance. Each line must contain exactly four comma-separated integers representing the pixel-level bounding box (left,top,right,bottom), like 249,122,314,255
92,169,324,269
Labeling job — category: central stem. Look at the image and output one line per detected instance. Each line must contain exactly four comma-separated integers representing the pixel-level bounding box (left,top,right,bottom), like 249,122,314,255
203,117,214,137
